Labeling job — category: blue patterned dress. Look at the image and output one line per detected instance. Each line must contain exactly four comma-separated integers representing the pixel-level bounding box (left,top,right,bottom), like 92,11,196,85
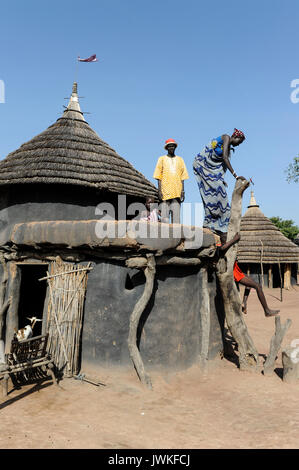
193,136,230,233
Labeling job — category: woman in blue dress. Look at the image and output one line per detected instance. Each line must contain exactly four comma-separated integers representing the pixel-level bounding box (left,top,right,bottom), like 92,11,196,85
193,128,246,243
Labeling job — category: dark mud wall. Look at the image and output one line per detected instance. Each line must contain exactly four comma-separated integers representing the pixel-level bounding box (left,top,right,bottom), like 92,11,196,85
0,184,144,230
81,260,224,372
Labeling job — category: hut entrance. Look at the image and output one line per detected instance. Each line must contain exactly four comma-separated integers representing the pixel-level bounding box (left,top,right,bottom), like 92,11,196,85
45,260,91,377
18,264,48,336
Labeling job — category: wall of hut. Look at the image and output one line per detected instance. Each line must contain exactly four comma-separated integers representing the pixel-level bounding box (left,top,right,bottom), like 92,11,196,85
81,259,224,371
0,250,225,373
0,184,146,229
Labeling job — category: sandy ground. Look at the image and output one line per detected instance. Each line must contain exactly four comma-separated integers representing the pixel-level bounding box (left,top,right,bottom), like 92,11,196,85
1,285,299,450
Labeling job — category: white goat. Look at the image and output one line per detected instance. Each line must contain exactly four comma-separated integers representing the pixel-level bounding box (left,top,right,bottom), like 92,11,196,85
15,317,43,342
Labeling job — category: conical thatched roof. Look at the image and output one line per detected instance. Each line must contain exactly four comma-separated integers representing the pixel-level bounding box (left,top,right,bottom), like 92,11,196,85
0,83,157,199
237,191,299,264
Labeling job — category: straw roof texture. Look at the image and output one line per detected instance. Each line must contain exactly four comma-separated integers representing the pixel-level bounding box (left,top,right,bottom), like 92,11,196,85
237,191,299,264
0,83,157,199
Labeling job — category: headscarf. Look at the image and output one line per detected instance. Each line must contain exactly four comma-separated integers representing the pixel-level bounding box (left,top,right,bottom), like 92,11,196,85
231,128,245,140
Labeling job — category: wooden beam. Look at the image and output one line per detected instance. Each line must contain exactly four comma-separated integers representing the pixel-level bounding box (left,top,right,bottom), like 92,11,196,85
126,256,202,269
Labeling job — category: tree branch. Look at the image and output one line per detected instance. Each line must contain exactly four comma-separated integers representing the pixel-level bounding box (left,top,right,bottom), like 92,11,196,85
128,254,156,389
216,179,260,371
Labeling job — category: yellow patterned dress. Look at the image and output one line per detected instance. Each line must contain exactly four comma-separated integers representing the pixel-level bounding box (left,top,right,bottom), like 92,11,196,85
153,155,189,201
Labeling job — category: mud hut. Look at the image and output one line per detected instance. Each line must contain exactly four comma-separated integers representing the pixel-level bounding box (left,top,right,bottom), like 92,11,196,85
0,83,225,384
237,191,299,289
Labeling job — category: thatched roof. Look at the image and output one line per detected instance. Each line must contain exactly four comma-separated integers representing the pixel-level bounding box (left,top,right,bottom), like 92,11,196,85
0,83,157,199
237,191,299,264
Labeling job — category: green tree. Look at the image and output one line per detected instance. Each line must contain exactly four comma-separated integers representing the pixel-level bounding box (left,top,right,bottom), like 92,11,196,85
270,216,299,240
286,156,299,183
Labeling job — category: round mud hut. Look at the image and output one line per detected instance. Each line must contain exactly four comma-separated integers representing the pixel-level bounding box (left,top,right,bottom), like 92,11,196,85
0,83,225,385
237,191,299,289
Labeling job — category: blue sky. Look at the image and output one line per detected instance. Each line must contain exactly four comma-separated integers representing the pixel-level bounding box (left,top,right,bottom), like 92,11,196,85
0,0,298,225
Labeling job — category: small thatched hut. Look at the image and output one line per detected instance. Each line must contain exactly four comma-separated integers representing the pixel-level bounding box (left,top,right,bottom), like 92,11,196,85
0,82,225,381
237,191,299,288
0,82,157,224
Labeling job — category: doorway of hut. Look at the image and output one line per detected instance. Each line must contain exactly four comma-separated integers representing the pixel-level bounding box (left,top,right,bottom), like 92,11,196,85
17,264,48,336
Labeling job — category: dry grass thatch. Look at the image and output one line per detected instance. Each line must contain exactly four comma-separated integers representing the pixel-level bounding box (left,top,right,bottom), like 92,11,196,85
0,83,157,200
237,200,299,264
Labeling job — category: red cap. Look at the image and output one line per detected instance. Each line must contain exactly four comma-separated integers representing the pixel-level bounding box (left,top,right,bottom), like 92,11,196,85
164,138,178,149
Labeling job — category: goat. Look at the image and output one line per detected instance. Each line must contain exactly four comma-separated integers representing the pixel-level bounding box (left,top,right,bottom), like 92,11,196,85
14,317,43,342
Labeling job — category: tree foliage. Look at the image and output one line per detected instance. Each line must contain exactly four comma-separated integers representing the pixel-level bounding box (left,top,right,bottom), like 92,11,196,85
286,156,299,183
270,216,299,240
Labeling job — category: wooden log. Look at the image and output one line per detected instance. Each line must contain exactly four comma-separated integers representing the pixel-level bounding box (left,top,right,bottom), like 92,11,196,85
282,346,299,383
216,179,259,371
263,316,292,376
5,263,21,352
126,256,203,269
128,254,156,390
199,267,210,372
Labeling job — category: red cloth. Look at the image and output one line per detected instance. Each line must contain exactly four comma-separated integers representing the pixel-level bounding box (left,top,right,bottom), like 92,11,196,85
233,261,245,282
231,128,245,140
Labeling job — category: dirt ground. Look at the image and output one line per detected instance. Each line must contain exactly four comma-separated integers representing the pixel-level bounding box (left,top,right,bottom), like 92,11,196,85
1,285,299,450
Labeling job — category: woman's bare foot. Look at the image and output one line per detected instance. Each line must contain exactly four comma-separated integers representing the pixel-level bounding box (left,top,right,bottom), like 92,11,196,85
264,309,280,317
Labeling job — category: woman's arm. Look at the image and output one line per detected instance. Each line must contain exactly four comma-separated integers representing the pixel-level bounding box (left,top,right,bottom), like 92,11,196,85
221,134,246,180
221,134,236,176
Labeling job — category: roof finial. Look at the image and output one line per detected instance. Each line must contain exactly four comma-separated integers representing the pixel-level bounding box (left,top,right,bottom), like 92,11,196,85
61,82,85,122
72,82,78,95
248,190,259,208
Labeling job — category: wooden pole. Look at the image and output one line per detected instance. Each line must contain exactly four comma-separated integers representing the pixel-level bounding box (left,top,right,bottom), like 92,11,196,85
268,264,273,289
278,259,283,302
39,266,93,281
284,264,291,290
263,316,292,376
260,241,264,288
128,254,156,390
199,267,210,372
5,263,21,353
